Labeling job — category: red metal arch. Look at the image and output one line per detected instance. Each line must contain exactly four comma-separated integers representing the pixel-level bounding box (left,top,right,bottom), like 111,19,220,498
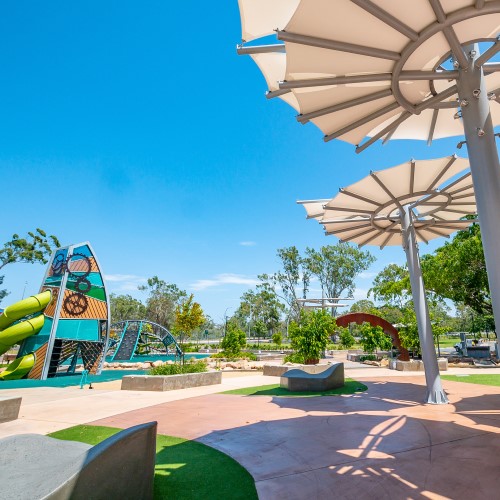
336,312,410,361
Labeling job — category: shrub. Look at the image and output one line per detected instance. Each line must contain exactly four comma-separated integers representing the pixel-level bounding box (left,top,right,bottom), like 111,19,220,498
149,360,207,375
221,321,246,356
288,310,334,363
272,332,283,346
359,354,377,362
210,352,257,361
283,352,305,364
338,327,355,349
359,323,392,353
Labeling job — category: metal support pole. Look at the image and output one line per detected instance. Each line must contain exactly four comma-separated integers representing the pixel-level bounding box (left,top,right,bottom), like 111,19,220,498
400,206,448,404
457,44,500,355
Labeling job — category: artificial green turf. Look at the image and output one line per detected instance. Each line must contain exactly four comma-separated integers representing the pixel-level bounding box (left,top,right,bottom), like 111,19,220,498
221,378,367,397
49,425,257,500
442,374,500,386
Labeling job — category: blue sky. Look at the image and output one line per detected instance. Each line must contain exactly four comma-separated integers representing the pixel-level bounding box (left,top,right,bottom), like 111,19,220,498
0,2,465,322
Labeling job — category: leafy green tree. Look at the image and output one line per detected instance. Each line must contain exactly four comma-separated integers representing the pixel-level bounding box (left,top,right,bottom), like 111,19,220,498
260,246,310,322
173,294,205,345
288,310,335,362
221,321,246,356
369,263,411,307
253,319,267,342
397,309,420,356
304,243,375,315
235,286,284,335
110,294,146,323
349,299,377,314
358,323,392,353
0,229,60,302
138,276,187,330
422,222,491,320
272,331,282,347
338,327,355,349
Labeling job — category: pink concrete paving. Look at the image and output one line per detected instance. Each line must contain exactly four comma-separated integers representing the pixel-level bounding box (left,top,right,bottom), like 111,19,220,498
92,376,500,499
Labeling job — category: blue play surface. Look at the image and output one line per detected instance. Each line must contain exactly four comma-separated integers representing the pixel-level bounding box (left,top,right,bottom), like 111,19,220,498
0,369,148,390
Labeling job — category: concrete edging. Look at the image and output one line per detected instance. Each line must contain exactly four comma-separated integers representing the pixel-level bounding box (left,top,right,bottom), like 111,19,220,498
121,371,222,391
389,359,448,372
0,396,22,423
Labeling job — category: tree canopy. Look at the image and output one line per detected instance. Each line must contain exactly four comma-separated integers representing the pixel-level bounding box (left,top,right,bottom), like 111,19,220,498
0,228,60,302
138,276,187,330
304,243,375,314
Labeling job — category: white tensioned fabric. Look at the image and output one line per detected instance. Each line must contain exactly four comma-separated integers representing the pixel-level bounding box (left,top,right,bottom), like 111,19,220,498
238,0,300,42
249,53,300,110
238,0,500,147
298,157,476,248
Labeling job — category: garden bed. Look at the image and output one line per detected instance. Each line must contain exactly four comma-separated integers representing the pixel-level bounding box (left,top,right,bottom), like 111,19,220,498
121,371,222,391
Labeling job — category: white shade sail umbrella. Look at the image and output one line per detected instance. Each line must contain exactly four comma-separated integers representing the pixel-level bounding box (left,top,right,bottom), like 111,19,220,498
300,156,475,248
298,156,476,404
237,0,500,365
238,0,500,150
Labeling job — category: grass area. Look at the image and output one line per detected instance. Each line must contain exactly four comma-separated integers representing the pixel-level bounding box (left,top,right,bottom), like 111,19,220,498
49,425,257,500
221,378,367,397
442,374,500,386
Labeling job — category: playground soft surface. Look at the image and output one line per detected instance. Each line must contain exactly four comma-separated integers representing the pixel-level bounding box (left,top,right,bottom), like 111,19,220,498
49,425,257,500
221,378,367,397
0,369,147,389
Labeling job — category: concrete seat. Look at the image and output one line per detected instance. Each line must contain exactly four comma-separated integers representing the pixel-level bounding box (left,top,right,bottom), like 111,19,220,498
0,421,157,500
280,362,345,392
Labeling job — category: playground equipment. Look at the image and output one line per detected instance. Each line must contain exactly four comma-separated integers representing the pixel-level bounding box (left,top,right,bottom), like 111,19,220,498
0,242,110,380
107,320,183,361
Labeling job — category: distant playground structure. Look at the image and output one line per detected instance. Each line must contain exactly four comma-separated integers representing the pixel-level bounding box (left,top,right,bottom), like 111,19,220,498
0,242,110,380
107,320,183,361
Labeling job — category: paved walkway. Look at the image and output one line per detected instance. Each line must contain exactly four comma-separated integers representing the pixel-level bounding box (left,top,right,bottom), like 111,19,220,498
1,365,500,498
92,375,500,500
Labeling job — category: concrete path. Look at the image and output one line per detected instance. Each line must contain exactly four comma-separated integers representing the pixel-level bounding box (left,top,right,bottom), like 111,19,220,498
1,365,500,498
0,373,277,438
91,376,500,500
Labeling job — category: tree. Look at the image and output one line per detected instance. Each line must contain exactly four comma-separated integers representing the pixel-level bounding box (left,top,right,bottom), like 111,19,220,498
221,321,247,356
358,323,392,353
288,309,335,363
173,294,205,345
369,263,411,307
304,243,375,315
138,276,187,330
110,294,146,323
0,228,60,301
272,331,282,346
260,246,310,322
422,222,492,321
235,286,284,336
253,320,267,343
0,228,60,270
338,327,355,349
350,300,377,314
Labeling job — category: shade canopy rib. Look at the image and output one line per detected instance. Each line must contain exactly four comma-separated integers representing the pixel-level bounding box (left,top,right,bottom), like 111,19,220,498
238,0,500,148
299,157,475,248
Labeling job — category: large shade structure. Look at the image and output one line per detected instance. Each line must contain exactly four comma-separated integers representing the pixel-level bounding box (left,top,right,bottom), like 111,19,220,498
237,0,500,354
299,156,477,404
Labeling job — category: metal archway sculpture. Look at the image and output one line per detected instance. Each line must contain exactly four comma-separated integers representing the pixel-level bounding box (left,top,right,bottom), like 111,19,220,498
336,312,410,362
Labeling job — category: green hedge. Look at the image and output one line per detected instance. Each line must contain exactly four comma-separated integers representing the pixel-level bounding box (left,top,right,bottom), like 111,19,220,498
149,360,207,375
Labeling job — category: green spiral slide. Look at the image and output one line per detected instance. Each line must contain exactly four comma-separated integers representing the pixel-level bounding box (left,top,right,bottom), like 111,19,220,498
0,290,51,380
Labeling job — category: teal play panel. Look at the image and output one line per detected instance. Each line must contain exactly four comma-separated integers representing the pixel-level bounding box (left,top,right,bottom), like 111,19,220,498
0,370,146,390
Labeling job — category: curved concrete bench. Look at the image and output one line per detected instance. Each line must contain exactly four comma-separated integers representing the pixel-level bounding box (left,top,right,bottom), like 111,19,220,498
280,362,345,392
0,421,157,500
